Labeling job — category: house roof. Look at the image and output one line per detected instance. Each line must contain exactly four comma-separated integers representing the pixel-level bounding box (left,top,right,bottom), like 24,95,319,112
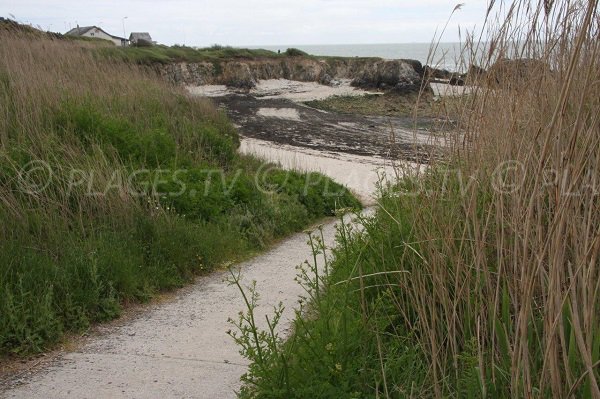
65,26,94,36
129,32,152,42
65,25,127,41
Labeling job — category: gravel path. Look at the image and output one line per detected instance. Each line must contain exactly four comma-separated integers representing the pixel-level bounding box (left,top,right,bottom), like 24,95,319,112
1,217,351,399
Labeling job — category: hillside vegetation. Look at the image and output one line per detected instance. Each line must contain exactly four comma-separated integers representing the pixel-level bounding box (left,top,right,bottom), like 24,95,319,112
232,1,600,398
0,28,359,355
97,44,284,65
95,43,376,66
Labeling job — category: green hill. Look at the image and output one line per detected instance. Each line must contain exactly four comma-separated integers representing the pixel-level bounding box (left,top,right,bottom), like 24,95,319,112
0,23,359,355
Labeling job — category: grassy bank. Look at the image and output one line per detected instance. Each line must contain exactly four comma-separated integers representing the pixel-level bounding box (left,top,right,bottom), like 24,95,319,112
95,44,379,66
231,1,600,398
96,44,284,65
0,27,359,356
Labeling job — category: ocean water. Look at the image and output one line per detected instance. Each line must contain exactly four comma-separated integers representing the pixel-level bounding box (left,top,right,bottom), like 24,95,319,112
248,43,469,71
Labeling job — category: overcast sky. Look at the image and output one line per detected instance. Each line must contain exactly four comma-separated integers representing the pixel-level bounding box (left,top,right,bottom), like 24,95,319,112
2,0,489,46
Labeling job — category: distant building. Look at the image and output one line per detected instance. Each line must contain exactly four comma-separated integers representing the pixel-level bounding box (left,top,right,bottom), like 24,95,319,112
65,25,128,46
129,32,154,46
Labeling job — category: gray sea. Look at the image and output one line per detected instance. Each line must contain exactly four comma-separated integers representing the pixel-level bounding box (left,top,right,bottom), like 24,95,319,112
247,43,473,72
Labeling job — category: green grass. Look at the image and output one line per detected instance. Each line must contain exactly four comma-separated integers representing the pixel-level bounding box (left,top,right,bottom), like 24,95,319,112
94,43,383,66
228,215,431,399
96,45,284,65
0,97,359,355
0,32,360,356
304,92,465,122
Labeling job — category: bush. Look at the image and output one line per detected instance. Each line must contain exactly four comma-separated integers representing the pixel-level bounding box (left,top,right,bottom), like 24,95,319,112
285,48,308,57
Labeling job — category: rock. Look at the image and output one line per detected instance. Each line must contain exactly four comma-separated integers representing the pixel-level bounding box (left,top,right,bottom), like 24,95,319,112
392,75,423,94
158,57,428,93
319,73,333,86
380,61,417,86
393,82,421,94
351,60,423,90
487,58,550,88
423,65,453,80
401,59,425,77
449,74,466,86
221,62,257,89
158,62,215,85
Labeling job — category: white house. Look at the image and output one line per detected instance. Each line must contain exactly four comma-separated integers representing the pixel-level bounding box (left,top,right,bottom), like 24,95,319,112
65,26,128,46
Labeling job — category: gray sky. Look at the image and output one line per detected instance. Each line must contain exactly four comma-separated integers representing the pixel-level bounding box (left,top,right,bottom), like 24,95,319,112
2,0,489,46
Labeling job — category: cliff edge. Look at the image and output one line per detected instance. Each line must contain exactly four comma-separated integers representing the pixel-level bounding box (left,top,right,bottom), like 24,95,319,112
159,57,427,93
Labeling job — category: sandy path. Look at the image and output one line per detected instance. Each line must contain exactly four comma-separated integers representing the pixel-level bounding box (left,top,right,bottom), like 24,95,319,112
1,217,350,399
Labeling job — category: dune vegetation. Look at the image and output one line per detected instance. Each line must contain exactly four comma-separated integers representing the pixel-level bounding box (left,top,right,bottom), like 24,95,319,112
0,26,359,356
231,1,600,398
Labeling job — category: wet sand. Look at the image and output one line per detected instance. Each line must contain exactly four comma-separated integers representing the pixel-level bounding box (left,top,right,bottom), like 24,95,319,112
218,95,442,162
190,79,445,162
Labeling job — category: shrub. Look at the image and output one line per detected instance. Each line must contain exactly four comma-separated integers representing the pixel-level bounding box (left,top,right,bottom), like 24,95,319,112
285,48,308,57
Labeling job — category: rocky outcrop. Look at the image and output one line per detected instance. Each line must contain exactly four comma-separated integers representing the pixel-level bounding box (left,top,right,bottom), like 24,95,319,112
160,62,216,85
350,60,424,93
487,58,551,88
221,62,256,89
423,65,453,81
158,57,427,92
423,65,472,86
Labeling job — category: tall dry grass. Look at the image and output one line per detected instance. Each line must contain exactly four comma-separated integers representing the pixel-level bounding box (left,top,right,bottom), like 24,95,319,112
390,0,600,396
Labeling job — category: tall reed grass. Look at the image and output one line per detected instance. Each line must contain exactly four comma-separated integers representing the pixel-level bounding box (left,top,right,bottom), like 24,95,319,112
415,0,600,396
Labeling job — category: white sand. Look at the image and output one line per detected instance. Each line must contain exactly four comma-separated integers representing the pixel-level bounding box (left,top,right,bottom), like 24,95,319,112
187,79,379,102
186,85,231,97
256,107,301,121
239,137,424,205
431,82,477,97
251,79,378,102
